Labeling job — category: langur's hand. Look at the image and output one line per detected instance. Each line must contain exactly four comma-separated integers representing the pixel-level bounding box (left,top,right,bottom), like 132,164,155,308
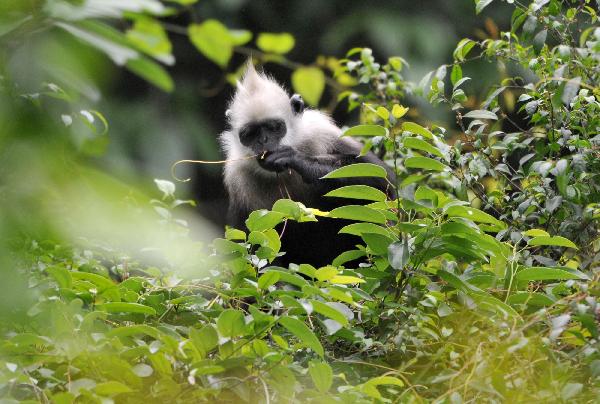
258,146,297,173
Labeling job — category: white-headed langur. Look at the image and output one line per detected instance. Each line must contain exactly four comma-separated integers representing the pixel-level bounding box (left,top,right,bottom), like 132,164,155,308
220,61,396,267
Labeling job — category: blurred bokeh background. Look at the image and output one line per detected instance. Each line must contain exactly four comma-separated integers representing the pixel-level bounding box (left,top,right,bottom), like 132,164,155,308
1,0,516,234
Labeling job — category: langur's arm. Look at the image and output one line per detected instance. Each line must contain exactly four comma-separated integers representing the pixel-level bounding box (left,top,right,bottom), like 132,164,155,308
259,146,396,197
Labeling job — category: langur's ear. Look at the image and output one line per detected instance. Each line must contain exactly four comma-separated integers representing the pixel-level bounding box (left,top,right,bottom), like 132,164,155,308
290,94,304,115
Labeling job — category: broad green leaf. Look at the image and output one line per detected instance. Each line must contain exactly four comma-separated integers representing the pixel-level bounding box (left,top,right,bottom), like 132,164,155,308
360,376,405,399
403,137,443,157
361,232,393,255
343,124,388,137
339,222,394,237
263,268,309,288
212,238,247,255
523,229,550,237
388,239,410,270
507,292,555,307
308,361,333,393
322,163,388,179
516,267,586,281
453,38,476,61
46,266,72,289
190,326,218,353
527,236,577,249
402,122,433,139
217,309,246,338
376,106,389,120
330,275,365,284
126,16,173,65
97,302,156,316
446,205,505,227
94,381,133,396
258,271,280,289
229,29,252,46
404,156,447,171
189,20,233,67
107,325,160,339
315,266,338,282
279,317,324,357
332,249,367,266
256,32,295,54
71,272,114,290
126,57,174,92
451,64,462,85
330,205,387,224
245,210,285,231
292,67,325,106
309,300,349,326
463,109,498,120
325,185,387,201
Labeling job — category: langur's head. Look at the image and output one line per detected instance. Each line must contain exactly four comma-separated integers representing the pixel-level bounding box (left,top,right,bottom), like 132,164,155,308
226,61,305,154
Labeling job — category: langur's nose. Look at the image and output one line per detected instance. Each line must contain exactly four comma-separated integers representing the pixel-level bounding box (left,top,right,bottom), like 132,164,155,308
259,133,268,144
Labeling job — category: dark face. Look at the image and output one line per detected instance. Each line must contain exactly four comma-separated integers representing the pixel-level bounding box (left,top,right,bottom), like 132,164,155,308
239,118,286,154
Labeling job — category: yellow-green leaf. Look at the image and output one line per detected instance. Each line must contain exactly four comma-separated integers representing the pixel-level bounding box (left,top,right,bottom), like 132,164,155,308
189,20,233,68
292,67,325,106
256,32,295,54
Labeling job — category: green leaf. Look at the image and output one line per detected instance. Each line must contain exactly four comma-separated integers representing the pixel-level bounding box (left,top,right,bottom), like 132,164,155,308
263,268,309,288
339,222,394,237
71,272,114,290
97,302,156,316
403,137,443,157
126,16,173,65
308,361,333,393
325,185,387,202
527,236,577,249
322,163,388,179
360,376,405,399
453,38,476,61
402,122,433,139
343,124,388,137
523,229,550,237
309,300,349,326
404,156,447,172
217,309,247,338
376,106,389,120
190,326,218,354
107,325,160,339
256,32,295,54
388,239,410,270
258,271,280,290
279,316,324,357
463,109,498,120
330,206,387,224
445,205,505,227
451,64,462,86
516,267,586,281
475,0,494,14
292,67,325,106
507,292,555,307
94,381,133,396
189,20,233,67
245,210,285,232
213,238,247,255
126,57,174,92
46,266,72,289
361,233,394,255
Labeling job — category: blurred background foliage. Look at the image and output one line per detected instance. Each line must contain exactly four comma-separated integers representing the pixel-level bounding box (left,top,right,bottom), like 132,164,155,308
1,0,517,229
